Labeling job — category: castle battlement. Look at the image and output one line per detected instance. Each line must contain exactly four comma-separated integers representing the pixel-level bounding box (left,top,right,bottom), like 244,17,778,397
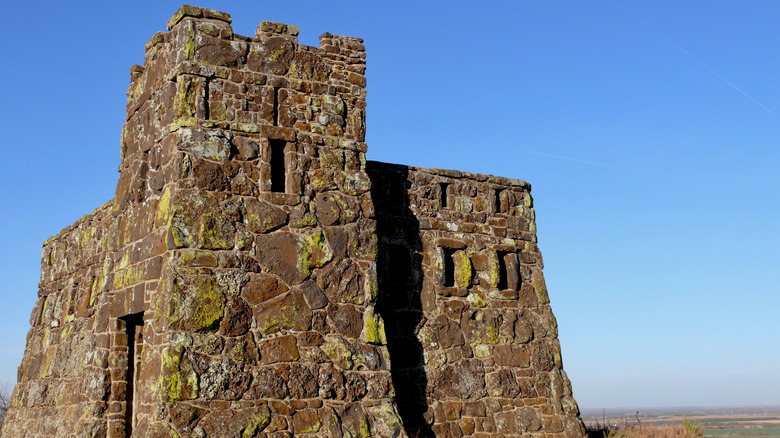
2,6,585,438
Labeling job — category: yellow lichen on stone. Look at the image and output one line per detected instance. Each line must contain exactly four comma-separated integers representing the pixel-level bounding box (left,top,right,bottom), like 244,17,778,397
197,213,234,250
358,412,372,437
474,344,492,358
160,344,198,402
299,418,322,433
38,347,55,379
532,270,550,304
241,410,271,437
168,116,197,133
184,21,196,60
89,257,112,306
453,250,473,288
127,74,146,100
368,404,403,437
467,289,487,308
364,306,387,345
238,123,261,133
112,263,146,290
156,187,174,226
486,320,500,344
174,76,202,119
188,276,226,332
297,229,333,276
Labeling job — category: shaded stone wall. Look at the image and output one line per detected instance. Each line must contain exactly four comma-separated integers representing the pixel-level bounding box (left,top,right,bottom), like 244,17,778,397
369,162,584,437
0,198,162,437
2,5,584,438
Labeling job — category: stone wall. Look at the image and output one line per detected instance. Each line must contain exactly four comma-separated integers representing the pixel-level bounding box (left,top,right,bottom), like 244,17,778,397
1,5,585,438
368,163,584,436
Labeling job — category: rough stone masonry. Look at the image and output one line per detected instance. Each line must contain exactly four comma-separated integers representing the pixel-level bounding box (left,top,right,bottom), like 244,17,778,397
1,6,586,438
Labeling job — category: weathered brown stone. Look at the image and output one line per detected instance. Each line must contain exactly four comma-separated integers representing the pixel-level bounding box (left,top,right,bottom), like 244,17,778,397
259,335,299,364
244,198,288,233
198,405,271,437
254,232,304,285
191,159,229,191
250,365,289,399
292,409,322,434
327,304,363,339
3,7,583,438
436,360,486,399
242,272,288,306
317,364,346,400
195,36,245,68
247,36,295,75
299,279,328,309
197,356,252,400
288,364,318,398
516,407,543,432
219,297,251,336
254,291,312,334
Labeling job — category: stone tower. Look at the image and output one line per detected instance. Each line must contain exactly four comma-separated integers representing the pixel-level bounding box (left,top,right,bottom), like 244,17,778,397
1,6,585,438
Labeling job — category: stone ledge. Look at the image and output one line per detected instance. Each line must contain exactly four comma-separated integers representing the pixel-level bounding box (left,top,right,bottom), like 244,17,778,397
167,5,232,31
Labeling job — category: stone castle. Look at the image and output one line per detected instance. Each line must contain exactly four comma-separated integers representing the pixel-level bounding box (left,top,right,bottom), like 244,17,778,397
1,6,585,438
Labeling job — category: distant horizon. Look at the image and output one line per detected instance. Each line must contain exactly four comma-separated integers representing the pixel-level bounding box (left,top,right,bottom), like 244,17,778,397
581,404,780,413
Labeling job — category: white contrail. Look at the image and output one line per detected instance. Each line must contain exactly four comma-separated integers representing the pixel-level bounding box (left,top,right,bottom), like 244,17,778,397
523,150,618,168
667,37,774,115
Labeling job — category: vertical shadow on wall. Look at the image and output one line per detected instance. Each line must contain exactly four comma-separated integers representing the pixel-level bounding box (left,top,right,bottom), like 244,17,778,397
367,162,433,437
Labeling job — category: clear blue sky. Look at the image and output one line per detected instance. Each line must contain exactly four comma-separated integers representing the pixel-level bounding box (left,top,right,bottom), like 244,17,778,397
1,1,778,409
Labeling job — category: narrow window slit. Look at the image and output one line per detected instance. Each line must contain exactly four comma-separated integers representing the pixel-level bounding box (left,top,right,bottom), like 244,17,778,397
440,183,449,208
270,139,286,193
443,248,456,287
203,80,210,120
494,189,503,213
121,312,144,437
497,251,510,290
272,87,280,126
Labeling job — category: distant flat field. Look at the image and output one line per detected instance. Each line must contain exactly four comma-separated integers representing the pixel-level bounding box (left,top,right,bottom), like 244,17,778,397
705,428,780,438
581,405,780,438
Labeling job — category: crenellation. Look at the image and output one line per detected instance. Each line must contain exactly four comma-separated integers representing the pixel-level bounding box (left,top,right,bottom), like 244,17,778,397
166,5,232,32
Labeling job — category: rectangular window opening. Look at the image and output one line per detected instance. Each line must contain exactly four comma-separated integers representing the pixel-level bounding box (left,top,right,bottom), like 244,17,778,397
272,87,280,126
497,251,510,290
443,248,456,287
121,312,144,437
494,189,503,213
440,183,449,209
269,139,286,193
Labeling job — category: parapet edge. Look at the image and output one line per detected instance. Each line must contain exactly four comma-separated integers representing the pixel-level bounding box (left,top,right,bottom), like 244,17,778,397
367,160,531,190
